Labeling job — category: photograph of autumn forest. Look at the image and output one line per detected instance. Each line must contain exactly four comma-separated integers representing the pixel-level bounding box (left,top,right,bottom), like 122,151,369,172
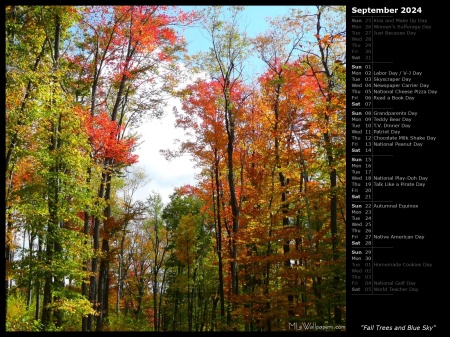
5,5,346,332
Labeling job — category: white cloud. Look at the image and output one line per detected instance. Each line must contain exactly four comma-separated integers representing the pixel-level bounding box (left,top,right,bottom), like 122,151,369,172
127,49,210,205
132,96,200,205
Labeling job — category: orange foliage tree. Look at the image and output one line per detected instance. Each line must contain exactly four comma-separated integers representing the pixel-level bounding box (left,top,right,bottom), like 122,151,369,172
169,5,345,331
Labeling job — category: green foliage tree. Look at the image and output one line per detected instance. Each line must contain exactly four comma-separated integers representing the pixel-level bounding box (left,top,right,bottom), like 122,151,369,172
5,6,97,331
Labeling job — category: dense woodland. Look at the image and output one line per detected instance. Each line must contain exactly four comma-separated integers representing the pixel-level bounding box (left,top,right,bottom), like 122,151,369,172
5,5,346,331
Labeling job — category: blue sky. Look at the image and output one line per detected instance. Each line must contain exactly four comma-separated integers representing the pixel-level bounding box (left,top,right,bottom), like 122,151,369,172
133,5,317,204
180,5,314,53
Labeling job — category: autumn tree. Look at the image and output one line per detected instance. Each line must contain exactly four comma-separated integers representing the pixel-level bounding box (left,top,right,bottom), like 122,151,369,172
180,8,255,329
70,5,196,331
167,79,228,324
169,6,346,331
143,192,170,331
160,190,216,331
5,6,98,331
251,11,313,326
120,219,153,320
300,5,346,325
108,166,149,316
5,6,55,311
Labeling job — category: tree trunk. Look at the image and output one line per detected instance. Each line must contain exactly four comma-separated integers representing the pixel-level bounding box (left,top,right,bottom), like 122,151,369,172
96,167,112,331
212,156,225,318
96,238,109,331
87,173,105,330
313,7,342,324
